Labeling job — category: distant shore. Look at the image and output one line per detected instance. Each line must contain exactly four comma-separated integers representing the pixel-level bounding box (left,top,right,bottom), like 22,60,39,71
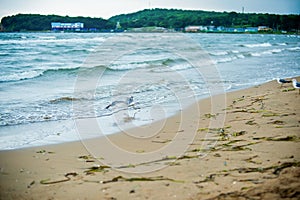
1,9,299,33
1,77,299,200
0,29,299,35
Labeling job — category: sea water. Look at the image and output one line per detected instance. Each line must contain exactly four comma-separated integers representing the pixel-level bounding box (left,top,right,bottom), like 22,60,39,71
0,32,299,150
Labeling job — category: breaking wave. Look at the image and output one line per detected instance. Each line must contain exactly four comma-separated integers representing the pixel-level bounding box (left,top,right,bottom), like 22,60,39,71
242,43,272,48
0,67,79,83
0,57,192,83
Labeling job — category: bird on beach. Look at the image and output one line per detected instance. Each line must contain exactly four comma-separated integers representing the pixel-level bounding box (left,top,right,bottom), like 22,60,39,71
276,78,292,88
292,79,300,94
105,96,135,109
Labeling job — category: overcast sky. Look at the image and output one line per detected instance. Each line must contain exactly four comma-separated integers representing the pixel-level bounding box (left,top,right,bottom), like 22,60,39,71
0,0,299,20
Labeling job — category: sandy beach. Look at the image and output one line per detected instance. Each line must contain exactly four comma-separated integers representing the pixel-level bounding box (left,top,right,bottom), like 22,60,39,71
0,78,299,200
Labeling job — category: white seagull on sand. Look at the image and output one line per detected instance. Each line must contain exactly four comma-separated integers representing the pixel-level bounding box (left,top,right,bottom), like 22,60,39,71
276,78,291,88
292,79,300,94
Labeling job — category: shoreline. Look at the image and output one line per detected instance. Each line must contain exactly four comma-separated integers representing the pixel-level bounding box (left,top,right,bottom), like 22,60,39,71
0,78,299,199
0,77,275,151
1,31,299,35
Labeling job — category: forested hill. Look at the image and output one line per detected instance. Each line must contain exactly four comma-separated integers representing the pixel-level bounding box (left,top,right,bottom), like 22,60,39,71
109,9,299,31
1,9,299,32
0,14,113,32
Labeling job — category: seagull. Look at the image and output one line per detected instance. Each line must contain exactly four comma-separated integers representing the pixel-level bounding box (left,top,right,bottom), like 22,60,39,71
277,78,292,88
127,96,134,105
105,96,135,109
292,79,300,94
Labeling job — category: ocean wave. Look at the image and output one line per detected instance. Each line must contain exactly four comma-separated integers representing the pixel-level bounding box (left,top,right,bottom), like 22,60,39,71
169,63,192,71
276,43,287,46
2,59,187,83
40,67,80,76
62,48,94,54
106,62,149,71
0,67,79,83
209,51,229,56
0,58,189,83
231,50,239,54
287,47,300,51
242,43,272,48
250,48,283,57
211,47,284,63
0,109,72,127
235,54,244,59
0,36,106,45
38,36,57,39
105,58,191,72
0,70,44,82
0,52,10,57
214,57,237,64
270,49,283,53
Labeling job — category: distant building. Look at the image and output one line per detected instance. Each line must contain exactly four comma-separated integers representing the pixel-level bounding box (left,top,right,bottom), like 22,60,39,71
185,25,262,33
51,22,84,31
258,26,272,32
185,26,200,32
185,25,207,32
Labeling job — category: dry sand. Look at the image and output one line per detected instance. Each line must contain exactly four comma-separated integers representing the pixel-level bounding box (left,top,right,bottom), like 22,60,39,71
0,78,299,200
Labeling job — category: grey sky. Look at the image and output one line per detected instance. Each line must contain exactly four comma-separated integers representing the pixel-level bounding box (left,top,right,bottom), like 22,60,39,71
0,0,299,20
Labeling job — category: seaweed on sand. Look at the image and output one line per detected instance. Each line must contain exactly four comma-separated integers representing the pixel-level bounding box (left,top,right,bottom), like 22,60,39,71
84,165,111,175
252,136,299,142
231,161,300,174
118,154,199,169
40,172,78,184
102,176,184,184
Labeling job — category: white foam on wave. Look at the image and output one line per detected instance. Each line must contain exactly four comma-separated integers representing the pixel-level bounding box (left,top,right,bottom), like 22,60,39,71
251,48,283,57
270,49,282,53
277,43,287,46
287,47,300,51
0,119,79,150
237,54,245,59
108,62,149,71
0,36,107,45
214,57,237,64
0,65,81,82
151,62,192,72
244,43,272,48
209,51,228,56
167,63,192,71
0,70,43,82
38,36,57,39
251,52,265,57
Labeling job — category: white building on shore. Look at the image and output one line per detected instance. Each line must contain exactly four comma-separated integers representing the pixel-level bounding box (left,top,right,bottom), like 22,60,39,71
51,22,84,31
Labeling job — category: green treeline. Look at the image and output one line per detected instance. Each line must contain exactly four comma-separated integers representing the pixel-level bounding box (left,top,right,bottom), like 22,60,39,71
1,9,299,32
111,9,300,31
1,14,113,32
